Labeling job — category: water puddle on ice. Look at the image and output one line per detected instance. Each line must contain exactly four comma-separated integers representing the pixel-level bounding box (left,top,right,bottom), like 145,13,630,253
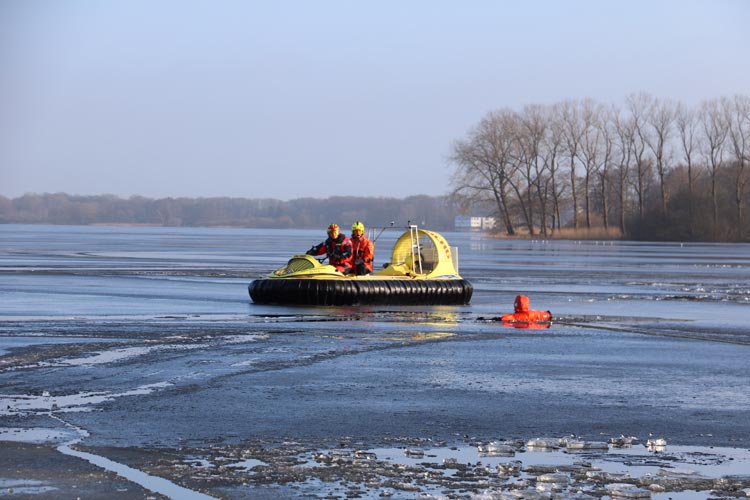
371,442,750,479
0,479,58,496
57,443,216,499
321,440,750,500
0,427,77,444
232,436,750,499
0,336,111,356
0,382,172,415
42,345,200,367
0,423,216,500
226,458,268,470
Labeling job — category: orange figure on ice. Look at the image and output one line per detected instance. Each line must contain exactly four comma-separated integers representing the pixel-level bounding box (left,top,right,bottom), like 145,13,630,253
501,295,551,327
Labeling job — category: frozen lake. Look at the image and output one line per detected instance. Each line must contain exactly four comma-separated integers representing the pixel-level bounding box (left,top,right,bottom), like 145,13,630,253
1,224,749,499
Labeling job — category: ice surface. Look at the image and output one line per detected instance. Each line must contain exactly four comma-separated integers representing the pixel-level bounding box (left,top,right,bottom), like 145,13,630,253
2,226,750,499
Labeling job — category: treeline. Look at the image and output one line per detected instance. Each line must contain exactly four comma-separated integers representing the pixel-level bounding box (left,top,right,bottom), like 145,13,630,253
0,193,459,230
450,93,750,241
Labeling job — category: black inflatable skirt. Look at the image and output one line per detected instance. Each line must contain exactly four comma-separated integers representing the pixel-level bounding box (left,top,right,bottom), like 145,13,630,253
248,278,473,306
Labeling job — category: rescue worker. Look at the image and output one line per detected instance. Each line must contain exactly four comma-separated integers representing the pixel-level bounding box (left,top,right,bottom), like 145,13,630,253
350,221,374,275
307,223,353,274
501,295,552,324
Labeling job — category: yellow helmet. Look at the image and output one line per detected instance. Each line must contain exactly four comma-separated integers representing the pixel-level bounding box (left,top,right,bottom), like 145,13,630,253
327,223,339,234
352,221,365,233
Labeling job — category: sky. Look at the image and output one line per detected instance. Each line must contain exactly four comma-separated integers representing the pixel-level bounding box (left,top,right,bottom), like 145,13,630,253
1,0,748,201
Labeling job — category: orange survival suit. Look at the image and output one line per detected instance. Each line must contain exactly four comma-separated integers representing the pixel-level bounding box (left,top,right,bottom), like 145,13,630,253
501,295,552,324
351,232,374,275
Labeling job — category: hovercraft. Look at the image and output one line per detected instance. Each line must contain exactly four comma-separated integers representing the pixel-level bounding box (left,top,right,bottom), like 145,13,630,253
248,226,473,306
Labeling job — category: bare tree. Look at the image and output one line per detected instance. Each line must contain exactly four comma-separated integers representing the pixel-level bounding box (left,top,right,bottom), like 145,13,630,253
545,105,566,233
596,109,616,229
576,99,605,228
559,101,585,229
450,110,521,235
612,108,635,234
723,95,750,239
518,104,550,235
700,98,729,239
675,101,700,236
503,134,535,235
626,92,654,220
645,97,676,218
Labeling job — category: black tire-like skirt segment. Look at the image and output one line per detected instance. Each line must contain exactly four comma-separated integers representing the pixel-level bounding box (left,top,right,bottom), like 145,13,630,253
248,279,473,306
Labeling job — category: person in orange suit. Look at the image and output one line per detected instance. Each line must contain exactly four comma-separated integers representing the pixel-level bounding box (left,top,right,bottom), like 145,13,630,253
501,295,551,325
350,221,374,275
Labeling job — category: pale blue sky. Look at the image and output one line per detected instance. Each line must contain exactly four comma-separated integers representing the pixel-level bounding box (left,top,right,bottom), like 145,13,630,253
2,0,748,200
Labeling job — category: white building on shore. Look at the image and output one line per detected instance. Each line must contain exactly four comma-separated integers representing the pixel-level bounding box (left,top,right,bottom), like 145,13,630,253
454,215,496,231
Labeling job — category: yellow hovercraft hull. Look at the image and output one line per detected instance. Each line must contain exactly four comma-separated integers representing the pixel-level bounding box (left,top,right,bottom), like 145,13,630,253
248,228,473,306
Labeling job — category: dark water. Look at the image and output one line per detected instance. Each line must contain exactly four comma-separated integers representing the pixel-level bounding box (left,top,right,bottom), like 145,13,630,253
1,224,750,498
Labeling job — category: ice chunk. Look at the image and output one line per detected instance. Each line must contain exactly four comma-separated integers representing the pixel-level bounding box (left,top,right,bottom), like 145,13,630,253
566,440,609,451
610,435,639,447
536,472,570,483
526,438,561,449
605,483,651,499
586,470,631,482
646,438,667,452
354,450,377,460
478,441,516,456
496,460,522,476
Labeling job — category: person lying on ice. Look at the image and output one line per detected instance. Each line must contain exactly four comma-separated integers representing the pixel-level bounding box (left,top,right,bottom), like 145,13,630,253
501,295,552,327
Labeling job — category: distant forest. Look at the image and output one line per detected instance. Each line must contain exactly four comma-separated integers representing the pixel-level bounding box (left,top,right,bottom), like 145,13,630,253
0,193,461,231
450,93,750,242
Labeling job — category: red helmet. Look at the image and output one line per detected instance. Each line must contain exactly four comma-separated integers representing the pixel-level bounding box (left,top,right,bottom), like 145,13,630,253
327,223,339,235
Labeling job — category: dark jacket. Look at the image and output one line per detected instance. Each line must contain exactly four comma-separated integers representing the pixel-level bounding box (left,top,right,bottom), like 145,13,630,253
307,234,353,273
